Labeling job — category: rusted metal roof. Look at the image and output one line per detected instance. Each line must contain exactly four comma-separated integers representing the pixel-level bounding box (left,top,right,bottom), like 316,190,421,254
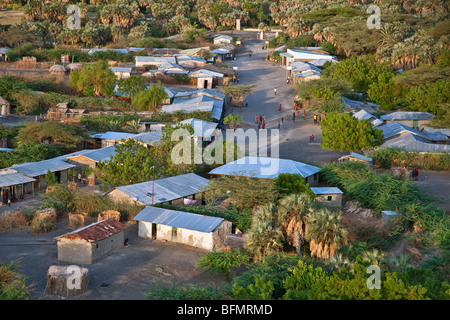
55,218,126,243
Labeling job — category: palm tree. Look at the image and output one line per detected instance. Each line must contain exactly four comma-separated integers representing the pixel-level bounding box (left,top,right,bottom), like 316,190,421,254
361,249,387,266
277,193,312,256
306,208,348,259
387,253,414,272
246,204,284,262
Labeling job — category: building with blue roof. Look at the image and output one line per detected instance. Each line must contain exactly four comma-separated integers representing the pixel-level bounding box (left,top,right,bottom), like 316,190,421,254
209,156,321,186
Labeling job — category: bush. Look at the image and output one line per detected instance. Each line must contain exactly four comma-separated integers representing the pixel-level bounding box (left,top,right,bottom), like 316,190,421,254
0,261,29,300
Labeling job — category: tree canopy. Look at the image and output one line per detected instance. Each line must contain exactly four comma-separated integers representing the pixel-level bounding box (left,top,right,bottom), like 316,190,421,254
320,112,383,152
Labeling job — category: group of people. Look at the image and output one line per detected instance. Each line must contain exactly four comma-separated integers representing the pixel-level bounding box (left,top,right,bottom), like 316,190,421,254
232,72,240,83
255,113,266,130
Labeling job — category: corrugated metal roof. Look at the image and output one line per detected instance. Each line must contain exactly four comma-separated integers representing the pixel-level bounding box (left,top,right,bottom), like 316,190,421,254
189,69,224,78
338,152,373,162
132,131,163,145
133,206,224,233
353,109,375,121
55,218,126,243
0,171,35,187
11,159,76,177
209,156,321,179
294,70,321,78
135,56,176,63
109,67,132,73
308,59,338,67
214,35,232,40
91,131,136,140
111,173,209,206
422,127,450,142
380,111,435,121
179,118,218,138
380,133,450,153
162,99,222,120
310,187,343,195
67,145,117,163
379,122,430,141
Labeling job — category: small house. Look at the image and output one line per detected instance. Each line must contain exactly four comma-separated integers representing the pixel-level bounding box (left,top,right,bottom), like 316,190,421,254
213,35,233,45
188,69,224,89
135,56,177,68
379,112,435,130
106,173,209,206
109,67,132,80
9,159,76,191
338,152,373,165
310,187,343,208
133,206,232,251
0,48,10,62
90,131,137,148
0,96,11,116
0,169,36,204
209,156,321,186
55,218,126,264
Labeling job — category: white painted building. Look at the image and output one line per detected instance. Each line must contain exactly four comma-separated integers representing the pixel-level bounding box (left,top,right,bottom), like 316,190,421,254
133,206,232,251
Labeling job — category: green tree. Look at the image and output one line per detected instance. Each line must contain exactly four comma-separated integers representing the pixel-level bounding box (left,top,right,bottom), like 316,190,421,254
223,113,243,129
273,173,314,199
246,204,284,262
320,112,384,152
195,249,250,282
151,123,195,177
117,75,148,98
367,73,405,110
15,122,90,152
325,55,395,93
306,208,348,259
70,60,116,97
44,170,57,186
132,82,168,111
96,138,155,188
277,193,312,256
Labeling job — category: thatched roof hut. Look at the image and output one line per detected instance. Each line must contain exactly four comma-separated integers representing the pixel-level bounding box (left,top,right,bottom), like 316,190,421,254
49,64,67,73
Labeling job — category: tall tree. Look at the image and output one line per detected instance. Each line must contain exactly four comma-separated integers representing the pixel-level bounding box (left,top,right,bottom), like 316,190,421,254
277,193,312,256
305,208,348,259
320,112,384,152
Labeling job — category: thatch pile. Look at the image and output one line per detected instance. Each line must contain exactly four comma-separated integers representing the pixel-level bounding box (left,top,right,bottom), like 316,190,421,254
68,213,85,230
223,234,247,251
46,265,89,297
97,210,121,222
49,64,67,73
30,208,57,233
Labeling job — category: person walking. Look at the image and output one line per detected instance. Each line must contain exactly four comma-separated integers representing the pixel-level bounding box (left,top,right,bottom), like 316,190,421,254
279,104,282,112
262,121,265,129
255,114,258,124
259,114,263,123
278,121,280,130
281,117,284,123
258,122,261,130
293,112,295,122
274,87,277,95
313,114,317,125
263,114,265,122
303,110,306,119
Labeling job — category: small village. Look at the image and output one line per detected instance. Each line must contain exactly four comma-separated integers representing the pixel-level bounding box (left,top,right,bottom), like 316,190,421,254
0,0,449,307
